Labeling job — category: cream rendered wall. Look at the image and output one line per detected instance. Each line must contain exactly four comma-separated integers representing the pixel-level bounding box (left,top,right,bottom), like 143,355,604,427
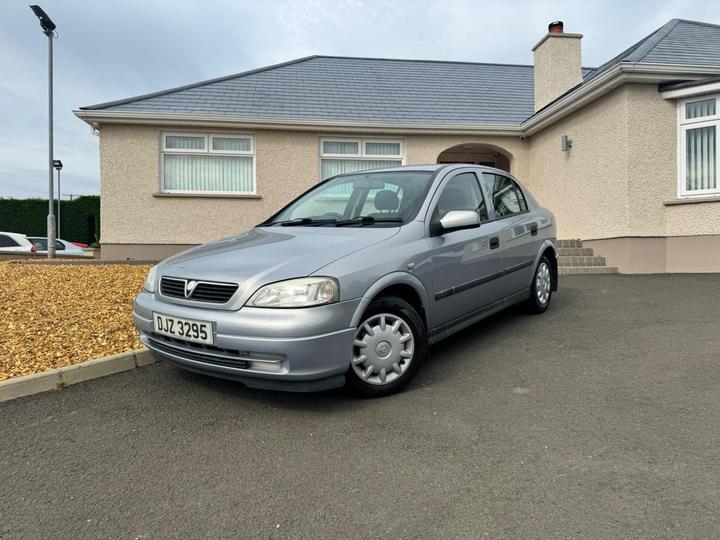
528,83,720,241
99,125,319,244
625,84,677,236
527,86,630,239
100,127,530,246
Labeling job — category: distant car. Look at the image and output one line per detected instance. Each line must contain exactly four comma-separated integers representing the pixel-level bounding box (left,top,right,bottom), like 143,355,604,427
0,232,36,253
28,237,87,256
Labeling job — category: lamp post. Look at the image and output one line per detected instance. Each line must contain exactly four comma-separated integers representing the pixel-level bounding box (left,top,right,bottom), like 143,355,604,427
53,159,63,239
30,4,57,258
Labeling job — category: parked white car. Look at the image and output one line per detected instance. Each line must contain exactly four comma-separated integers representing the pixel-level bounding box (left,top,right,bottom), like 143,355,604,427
0,232,36,253
28,237,87,256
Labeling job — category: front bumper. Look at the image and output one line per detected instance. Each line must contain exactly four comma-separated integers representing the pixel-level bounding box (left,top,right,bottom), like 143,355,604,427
133,291,360,392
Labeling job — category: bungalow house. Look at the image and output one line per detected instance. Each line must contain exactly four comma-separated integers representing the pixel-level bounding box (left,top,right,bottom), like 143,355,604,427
75,19,720,273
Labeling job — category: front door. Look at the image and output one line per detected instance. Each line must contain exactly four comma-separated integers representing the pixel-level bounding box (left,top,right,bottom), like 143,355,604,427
428,171,505,329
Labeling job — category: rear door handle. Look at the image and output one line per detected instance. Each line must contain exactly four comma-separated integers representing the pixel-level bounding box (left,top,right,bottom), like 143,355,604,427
530,223,538,236
489,236,500,249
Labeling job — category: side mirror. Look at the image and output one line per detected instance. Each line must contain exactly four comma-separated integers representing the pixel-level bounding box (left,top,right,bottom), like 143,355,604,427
439,210,480,233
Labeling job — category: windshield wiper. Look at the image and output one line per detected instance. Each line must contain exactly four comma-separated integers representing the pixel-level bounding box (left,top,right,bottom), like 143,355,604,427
334,216,403,227
268,217,338,227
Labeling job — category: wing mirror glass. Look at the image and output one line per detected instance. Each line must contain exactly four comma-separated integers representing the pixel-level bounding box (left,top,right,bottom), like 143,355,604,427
439,210,480,233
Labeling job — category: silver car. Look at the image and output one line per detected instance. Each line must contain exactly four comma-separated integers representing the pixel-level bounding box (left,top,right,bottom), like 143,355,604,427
134,165,557,397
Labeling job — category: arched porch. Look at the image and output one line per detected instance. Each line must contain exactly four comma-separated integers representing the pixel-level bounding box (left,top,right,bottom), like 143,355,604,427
437,143,512,172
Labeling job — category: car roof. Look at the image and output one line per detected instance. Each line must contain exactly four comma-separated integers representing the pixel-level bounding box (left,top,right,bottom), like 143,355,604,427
0,231,28,238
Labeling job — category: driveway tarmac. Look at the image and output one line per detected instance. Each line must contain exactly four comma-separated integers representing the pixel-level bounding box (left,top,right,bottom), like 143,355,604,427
1,274,719,539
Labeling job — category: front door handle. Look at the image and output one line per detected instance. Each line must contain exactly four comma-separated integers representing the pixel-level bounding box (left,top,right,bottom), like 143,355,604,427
489,236,500,249
530,223,538,236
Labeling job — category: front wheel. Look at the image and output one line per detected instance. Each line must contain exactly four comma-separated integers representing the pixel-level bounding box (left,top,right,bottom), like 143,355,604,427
346,296,427,397
527,256,553,313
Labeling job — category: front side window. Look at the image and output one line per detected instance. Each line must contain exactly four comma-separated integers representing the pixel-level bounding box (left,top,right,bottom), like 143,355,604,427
431,173,488,223
320,138,404,180
161,132,255,194
482,173,528,218
265,171,434,226
679,95,719,196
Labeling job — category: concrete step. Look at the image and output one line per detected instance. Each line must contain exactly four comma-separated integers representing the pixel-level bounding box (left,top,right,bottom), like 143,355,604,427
557,247,594,256
559,266,619,275
557,239,583,248
558,255,606,267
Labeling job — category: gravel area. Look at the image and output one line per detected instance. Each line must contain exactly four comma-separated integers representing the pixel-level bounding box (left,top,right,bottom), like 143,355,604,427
0,261,151,381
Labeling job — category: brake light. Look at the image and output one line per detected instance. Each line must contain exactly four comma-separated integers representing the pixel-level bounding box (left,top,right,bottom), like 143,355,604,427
31,245,36,253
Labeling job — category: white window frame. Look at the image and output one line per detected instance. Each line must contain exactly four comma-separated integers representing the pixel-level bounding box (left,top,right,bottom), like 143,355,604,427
160,131,256,195
319,137,405,181
676,94,720,198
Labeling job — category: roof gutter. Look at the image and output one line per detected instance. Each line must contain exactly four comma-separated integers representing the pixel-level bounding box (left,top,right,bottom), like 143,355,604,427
72,110,523,137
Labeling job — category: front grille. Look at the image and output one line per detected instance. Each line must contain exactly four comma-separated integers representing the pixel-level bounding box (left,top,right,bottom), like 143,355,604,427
160,276,239,303
148,334,251,369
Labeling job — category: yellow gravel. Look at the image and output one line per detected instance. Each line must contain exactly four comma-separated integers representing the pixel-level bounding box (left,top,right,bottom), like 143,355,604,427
0,261,152,381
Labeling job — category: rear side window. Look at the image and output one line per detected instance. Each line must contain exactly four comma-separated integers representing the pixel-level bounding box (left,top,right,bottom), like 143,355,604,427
0,234,19,247
482,173,528,218
432,172,488,223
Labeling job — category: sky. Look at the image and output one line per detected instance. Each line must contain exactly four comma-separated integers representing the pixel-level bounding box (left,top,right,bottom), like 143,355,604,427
0,0,718,199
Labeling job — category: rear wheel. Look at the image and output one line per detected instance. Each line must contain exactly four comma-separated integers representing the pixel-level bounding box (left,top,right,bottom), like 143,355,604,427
527,256,553,313
346,296,426,397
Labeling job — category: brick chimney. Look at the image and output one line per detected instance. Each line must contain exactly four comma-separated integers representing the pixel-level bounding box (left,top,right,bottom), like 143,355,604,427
532,21,583,111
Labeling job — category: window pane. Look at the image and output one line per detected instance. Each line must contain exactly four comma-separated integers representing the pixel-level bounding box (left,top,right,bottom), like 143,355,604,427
212,137,251,152
320,159,401,180
365,142,401,156
322,141,359,155
165,135,205,150
482,173,527,217
0,235,19,247
164,155,254,192
686,126,717,191
433,173,487,222
686,99,716,120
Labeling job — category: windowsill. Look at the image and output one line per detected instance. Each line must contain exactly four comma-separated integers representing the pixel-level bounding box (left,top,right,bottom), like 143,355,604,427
664,195,720,206
153,192,261,199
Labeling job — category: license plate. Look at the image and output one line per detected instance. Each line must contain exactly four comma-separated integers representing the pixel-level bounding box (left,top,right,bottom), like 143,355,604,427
153,312,214,345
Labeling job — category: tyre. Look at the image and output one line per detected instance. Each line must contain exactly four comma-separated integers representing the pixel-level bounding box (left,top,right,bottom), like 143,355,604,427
527,256,553,314
346,296,427,397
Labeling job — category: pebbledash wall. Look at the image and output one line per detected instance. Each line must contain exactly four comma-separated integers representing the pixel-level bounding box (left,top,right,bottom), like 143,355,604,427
527,83,720,273
99,126,532,260
99,85,720,272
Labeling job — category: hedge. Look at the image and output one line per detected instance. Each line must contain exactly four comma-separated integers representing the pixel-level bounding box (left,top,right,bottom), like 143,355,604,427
0,196,100,245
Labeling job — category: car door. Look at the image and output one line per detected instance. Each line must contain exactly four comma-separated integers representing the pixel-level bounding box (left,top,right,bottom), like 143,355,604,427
481,172,540,298
428,171,504,329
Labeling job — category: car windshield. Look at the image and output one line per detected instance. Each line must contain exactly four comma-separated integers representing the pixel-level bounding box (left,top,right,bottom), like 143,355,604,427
264,171,435,227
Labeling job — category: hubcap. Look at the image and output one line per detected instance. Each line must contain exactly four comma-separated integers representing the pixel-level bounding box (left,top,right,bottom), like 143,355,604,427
535,262,551,306
352,313,414,386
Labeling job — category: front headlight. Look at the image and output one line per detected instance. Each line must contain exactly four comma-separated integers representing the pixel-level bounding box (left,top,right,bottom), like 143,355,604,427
248,277,339,308
143,265,159,293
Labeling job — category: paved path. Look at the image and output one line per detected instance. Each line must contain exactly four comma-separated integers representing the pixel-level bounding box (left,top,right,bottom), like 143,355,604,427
2,275,719,539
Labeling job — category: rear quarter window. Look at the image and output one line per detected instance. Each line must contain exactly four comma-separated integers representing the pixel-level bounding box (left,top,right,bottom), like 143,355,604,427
0,234,20,247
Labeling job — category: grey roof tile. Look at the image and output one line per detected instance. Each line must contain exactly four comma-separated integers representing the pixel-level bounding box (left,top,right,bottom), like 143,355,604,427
82,19,720,126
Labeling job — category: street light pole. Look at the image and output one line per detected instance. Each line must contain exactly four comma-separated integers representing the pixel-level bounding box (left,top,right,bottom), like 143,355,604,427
30,5,57,258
